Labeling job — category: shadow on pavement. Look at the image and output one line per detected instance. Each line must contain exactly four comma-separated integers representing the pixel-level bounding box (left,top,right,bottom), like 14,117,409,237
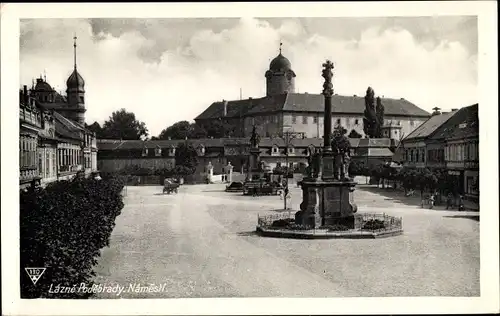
236,231,259,237
357,185,428,208
443,215,479,221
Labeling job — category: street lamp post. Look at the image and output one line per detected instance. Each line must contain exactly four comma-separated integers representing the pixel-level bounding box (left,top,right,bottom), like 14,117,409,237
282,129,300,210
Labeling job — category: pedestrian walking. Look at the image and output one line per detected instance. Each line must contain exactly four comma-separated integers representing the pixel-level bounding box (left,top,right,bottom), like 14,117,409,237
429,194,435,209
458,195,465,211
446,193,453,210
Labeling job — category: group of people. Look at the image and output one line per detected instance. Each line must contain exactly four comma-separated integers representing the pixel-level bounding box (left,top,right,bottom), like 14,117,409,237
423,192,465,211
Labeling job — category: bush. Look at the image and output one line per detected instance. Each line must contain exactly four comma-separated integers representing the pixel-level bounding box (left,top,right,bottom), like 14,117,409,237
362,219,386,230
271,218,294,228
20,176,125,298
286,224,312,230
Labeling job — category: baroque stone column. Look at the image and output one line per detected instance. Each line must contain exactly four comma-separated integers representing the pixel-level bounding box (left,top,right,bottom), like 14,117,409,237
321,60,335,180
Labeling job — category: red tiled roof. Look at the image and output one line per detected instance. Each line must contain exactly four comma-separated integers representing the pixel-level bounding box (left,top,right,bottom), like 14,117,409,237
196,93,430,120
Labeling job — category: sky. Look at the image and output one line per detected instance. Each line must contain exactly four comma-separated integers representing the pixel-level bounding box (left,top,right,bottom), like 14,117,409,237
19,17,478,137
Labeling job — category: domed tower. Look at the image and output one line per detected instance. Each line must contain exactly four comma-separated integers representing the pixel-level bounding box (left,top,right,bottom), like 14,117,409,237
265,43,296,96
66,35,86,125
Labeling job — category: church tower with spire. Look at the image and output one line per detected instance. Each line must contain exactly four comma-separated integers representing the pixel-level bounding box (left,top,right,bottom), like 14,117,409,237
265,42,296,97
66,35,86,125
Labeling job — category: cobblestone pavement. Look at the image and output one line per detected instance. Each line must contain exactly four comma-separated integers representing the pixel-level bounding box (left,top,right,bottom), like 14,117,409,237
93,184,479,298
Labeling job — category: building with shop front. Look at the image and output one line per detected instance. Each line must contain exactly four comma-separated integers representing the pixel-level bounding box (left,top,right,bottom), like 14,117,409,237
397,104,479,200
19,37,98,189
195,47,431,140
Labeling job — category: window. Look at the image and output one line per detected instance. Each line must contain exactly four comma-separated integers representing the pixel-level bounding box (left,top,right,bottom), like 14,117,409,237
79,96,84,103
337,118,341,125
313,116,318,123
292,115,297,124
169,147,176,156
398,121,401,126
288,146,294,154
272,145,279,154
155,147,162,157
302,116,308,124
410,121,414,126
355,119,359,125
199,145,205,155
415,150,419,162
142,148,148,157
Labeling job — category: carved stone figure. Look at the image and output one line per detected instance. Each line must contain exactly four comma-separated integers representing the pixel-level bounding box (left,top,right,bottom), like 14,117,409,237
342,152,351,180
250,125,260,148
334,153,343,180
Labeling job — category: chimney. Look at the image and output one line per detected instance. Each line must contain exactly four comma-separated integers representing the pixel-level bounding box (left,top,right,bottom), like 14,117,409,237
23,85,28,106
223,99,228,117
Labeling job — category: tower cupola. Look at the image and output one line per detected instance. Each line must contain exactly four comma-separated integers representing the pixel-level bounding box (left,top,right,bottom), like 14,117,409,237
265,42,296,97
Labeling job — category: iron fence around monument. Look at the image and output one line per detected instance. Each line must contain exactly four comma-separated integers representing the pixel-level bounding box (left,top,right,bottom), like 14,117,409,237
257,212,402,232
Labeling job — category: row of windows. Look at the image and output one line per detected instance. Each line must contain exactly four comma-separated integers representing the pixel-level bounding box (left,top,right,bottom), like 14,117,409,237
445,142,479,162
404,148,426,163
289,115,410,127
20,135,38,169
58,148,82,167
38,150,57,179
142,148,177,157
427,149,445,163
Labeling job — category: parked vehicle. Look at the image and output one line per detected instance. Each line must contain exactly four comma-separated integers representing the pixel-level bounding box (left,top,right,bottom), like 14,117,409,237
162,178,179,194
243,180,283,196
225,181,244,192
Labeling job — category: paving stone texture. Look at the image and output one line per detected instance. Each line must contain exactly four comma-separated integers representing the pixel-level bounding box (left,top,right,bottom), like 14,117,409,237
93,184,480,298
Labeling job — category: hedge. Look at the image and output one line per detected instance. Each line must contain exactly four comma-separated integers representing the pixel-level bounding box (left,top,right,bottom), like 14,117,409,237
20,175,125,298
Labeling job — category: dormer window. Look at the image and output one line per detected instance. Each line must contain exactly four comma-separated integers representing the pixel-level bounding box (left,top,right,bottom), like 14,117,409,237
272,145,279,155
287,146,295,155
198,145,205,156
155,147,162,157
169,146,176,156
142,148,148,157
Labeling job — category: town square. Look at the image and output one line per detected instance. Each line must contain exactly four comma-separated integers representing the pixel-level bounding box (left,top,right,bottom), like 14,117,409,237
5,7,497,314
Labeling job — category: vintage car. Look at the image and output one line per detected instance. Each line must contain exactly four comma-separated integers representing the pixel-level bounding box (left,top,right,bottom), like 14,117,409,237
162,178,179,194
225,181,244,192
243,180,283,196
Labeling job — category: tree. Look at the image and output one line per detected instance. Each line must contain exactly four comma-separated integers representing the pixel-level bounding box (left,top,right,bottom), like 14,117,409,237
375,97,385,138
100,108,148,140
348,129,362,138
85,121,104,138
158,121,192,140
331,125,350,154
363,87,378,138
200,119,236,138
174,142,199,177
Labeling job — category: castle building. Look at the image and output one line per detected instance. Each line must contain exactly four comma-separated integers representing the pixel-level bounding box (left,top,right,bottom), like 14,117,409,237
19,36,98,189
195,47,431,139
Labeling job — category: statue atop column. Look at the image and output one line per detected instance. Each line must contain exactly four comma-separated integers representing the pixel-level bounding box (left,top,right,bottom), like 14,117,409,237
322,60,334,97
250,125,260,148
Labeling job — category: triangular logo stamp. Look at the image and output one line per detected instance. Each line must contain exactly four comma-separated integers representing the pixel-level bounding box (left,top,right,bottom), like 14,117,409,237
25,268,46,285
